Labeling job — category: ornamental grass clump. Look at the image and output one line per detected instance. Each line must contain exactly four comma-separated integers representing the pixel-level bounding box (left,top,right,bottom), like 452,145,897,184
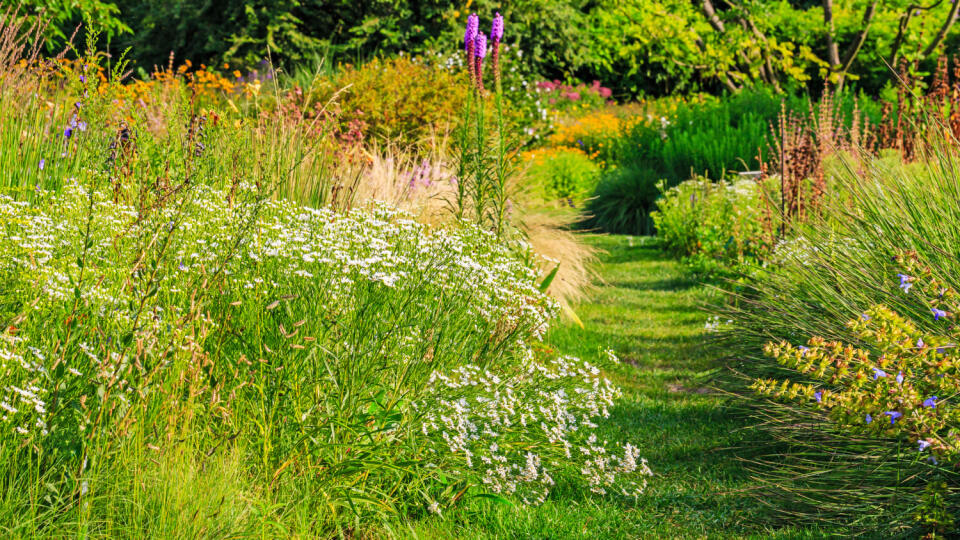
718,131,960,535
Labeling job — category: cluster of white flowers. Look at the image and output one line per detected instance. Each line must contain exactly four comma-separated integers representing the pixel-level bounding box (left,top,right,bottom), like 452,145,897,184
418,352,652,505
0,180,557,440
0,180,651,512
770,235,817,266
704,315,733,333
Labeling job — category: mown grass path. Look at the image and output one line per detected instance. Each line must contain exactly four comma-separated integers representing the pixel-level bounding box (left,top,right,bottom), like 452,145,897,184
410,235,818,539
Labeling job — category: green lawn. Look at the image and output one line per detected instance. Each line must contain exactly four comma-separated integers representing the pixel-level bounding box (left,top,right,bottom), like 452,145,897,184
402,234,823,539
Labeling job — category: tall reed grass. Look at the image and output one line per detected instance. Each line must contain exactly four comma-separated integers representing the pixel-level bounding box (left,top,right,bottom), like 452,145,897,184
718,133,960,535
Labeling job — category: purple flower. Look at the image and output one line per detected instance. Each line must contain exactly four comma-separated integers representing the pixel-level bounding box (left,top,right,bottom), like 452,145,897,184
919,439,931,451
917,337,925,349
865,413,872,424
798,345,809,356
491,12,504,41
872,367,887,379
38,159,45,170
861,313,871,321
884,411,902,425
79,74,86,83
474,33,487,58
896,371,904,385
74,118,86,130
464,13,479,51
814,390,822,403
897,273,913,293
923,396,938,408
933,308,947,321
64,127,73,139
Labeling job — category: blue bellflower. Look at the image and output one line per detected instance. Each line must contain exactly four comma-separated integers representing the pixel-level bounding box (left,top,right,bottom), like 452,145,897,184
897,274,912,293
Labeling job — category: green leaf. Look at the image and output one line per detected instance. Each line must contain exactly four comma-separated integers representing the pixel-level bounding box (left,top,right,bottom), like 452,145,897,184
539,264,560,293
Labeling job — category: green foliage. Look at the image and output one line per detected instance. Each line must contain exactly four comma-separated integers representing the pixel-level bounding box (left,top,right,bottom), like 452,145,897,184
14,0,131,51
580,88,882,236
17,0,960,98
524,147,601,203
581,167,661,235
651,176,775,276
323,54,468,145
580,90,780,235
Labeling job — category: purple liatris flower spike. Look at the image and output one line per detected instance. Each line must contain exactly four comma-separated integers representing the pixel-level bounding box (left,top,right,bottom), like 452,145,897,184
919,439,931,451
933,308,947,320
489,12,504,91
923,396,938,408
872,367,887,379
896,371,904,384
464,13,479,51
474,33,487,58
865,413,872,424
491,12,504,41
884,411,902,425
814,390,822,403
473,33,487,93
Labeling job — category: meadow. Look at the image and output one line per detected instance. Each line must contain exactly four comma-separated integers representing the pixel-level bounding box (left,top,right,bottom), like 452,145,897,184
8,1,960,538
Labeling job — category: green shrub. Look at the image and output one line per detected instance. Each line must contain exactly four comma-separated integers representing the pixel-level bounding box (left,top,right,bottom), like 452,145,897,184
326,55,467,144
651,176,775,276
523,146,601,204
580,89,881,235
580,166,662,235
